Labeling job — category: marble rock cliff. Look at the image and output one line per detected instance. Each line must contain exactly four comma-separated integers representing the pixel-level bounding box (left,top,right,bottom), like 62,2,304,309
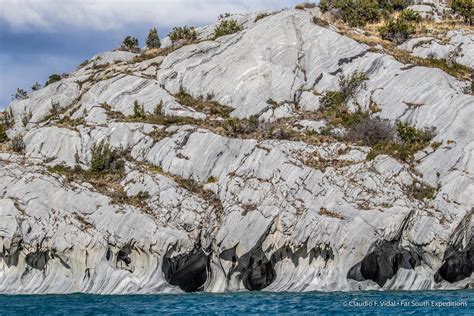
0,6,473,293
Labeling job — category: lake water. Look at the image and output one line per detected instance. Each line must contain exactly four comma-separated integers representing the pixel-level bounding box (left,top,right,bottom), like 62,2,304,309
0,290,472,315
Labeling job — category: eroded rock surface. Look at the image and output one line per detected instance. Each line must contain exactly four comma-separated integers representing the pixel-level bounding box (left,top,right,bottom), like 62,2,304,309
0,6,473,293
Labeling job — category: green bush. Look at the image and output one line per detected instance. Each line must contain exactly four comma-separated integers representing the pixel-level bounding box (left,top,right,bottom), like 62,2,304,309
121,36,139,52
213,19,242,38
377,0,411,12
319,0,330,12
339,0,381,27
146,27,161,49
169,26,197,43
450,0,473,25
319,0,412,25
399,8,421,22
90,140,125,173
379,17,415,43
396,121,435,145
45,74,61,86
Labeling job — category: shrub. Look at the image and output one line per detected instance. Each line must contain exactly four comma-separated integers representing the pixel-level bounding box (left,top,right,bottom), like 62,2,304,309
0,122,7,143
213,19,242,38
399,8,421,22
367,122,436,162
407,180,437,200
133,100,145,118
379,18,415,44
450,0,473,25
154,100,163,116
45,74,62,86
146,27,161,49
396,121,435,145
121,36,139,52
11,135,25,153
320,71,369,108
31,82,42,91
339,71,369,102
295,2,317,9
322,71,368,107
169,26,197,43
378,0,411,12
339,0,381,27
90,140,125,173
320,71,368,120
255,13,271,22
223,116,260,137
347,116,395,146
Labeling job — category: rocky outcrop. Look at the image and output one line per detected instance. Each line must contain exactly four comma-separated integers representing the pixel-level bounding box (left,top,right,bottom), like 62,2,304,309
0,7,473,294
399,30,474,69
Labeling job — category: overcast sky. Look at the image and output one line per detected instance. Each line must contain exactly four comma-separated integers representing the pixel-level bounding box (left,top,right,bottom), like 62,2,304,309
0,0,304,109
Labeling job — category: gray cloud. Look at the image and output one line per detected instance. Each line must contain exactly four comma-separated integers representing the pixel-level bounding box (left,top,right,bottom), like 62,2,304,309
0,0,301,32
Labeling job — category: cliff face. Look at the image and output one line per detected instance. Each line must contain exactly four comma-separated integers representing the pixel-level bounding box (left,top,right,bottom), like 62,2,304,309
0,6,473,294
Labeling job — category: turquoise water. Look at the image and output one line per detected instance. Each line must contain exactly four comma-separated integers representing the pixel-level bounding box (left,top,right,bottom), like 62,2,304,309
0,290,472,315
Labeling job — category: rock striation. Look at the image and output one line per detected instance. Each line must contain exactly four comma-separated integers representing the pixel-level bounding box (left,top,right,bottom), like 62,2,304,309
0,6,473,294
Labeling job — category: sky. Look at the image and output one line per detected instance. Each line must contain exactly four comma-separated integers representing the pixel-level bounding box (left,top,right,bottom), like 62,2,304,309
0,0,304,109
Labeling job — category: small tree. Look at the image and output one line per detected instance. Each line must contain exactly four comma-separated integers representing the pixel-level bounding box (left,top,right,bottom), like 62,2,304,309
31,82,42,91
450,0,473,25
146,27,161,49
12,88,28,100
133,100,145,118
121,36,139,52
45,74,62,86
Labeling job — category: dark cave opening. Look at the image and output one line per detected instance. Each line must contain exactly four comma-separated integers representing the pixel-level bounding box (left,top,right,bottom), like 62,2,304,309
435,245,473,283
243,257,276,291
162,248,209,292
347,242,422,287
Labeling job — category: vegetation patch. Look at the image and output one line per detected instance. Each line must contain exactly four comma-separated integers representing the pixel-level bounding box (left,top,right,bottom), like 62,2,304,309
406,180,438,200
379,17,416,44
295,2,317,10
318,71,436,163
450,0,473,25
213,19,242,38
45,74,62,87
319,207,345,220
169,26,197,44
255,13,272,22
90,140,127,173
0,122,8,143
120,36,140,53
175,88,234,118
